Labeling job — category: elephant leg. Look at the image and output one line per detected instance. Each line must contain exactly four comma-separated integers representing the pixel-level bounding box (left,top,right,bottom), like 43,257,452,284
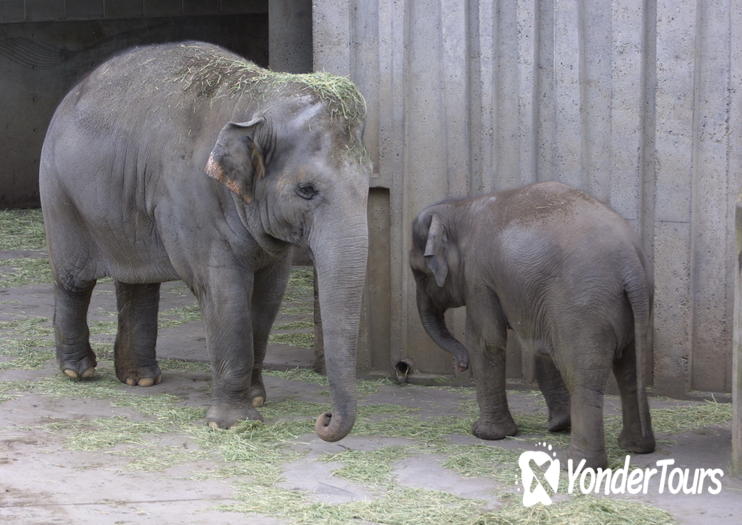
613,342,655,453
114,281,161,387
471,342,517,439
53,281,97,379
468,315,517,439
466,293,516,440
560,337,611,469
249,258,291,407
199,270,261,429
534,352,571,432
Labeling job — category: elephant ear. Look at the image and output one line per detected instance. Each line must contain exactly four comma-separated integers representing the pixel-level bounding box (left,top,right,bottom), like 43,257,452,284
424,213,448,287
205,117,267,203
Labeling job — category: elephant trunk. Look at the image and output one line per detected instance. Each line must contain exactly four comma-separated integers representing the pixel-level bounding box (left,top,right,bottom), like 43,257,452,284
416,288,469,371
309,215,368,442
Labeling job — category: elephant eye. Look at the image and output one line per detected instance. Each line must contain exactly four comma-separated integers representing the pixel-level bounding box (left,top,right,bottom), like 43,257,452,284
296,182,318,200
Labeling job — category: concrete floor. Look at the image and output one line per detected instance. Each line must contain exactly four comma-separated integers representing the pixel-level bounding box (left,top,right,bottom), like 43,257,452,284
1,247,741,524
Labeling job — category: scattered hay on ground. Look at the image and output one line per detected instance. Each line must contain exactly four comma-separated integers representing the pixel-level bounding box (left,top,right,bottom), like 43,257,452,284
222,485,486,525
272,320,315,332
651,400,731,434
474,495,675,525
0,257,52,288
322,446,407,487
159,358,211,373
0,317,54,369
158,304,201,328
442,444,523,485
264,367,328,386
0,209,45,250
269,331,314,349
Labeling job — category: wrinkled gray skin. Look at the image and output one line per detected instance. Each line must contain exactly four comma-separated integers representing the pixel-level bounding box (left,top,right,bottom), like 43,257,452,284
410,182,655,468
39,42,370,442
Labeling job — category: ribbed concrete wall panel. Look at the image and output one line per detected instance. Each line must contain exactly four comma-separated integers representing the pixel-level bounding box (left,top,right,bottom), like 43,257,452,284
313,0,742,394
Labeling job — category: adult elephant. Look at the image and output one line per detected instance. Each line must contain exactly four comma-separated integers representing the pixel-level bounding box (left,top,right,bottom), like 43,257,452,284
39,42,370,442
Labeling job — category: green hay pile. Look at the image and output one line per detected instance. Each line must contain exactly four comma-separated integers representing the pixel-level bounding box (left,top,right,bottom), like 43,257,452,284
442,444,523,485
158,304,201,328
322,446,407,487
0,257,52,288
158,358,211,373
651,400,732,433
273,319,315,331
475,496,674,525
0,209,45,250
269,331,314,348
176,44,366,127
265,367,328,385
0,317,54,369
0,210,50,288
223,485,485,525
281,267,314,305
122,444,211,472
0,379,31,403
44,417,170,451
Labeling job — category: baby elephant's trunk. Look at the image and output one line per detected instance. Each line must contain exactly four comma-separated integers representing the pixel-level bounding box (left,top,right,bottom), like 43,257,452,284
415,288,469,371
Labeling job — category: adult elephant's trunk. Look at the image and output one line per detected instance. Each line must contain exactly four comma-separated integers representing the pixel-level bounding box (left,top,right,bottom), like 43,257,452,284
416,288,469,371
309,214,368,442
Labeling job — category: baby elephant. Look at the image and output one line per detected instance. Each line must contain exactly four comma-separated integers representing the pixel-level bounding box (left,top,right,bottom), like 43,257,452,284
410,181,655,468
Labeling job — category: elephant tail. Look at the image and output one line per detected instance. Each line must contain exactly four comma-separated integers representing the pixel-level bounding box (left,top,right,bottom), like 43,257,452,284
623,254,653,439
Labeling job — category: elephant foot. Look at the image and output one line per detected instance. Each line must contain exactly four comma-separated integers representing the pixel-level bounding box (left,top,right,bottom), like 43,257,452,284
116,363,162,387
618,429,656,454
547,411,571,433
472,418,518,440
59,346,97,380
249,382,267,408
206,402,263,429
568,444,607,470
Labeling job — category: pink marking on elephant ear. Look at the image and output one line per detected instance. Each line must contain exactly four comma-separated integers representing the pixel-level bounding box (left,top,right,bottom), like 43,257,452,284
205,153,225,181
205,153,253,203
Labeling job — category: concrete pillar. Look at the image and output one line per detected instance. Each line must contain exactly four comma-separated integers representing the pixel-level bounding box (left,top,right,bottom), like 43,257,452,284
731,0,742,478
269,0,312,73
734,198,742,476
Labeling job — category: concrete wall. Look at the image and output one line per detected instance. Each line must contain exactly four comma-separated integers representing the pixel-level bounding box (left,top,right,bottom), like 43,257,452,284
0,1,268,208
313,0,742,395
269,0,311,73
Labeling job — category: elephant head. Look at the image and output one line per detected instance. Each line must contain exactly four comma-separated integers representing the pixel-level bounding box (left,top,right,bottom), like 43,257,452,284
206,93,370,442
409,208,470,371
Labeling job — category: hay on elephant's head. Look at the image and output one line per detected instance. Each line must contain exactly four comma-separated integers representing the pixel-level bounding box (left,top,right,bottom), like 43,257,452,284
176,44,367,127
